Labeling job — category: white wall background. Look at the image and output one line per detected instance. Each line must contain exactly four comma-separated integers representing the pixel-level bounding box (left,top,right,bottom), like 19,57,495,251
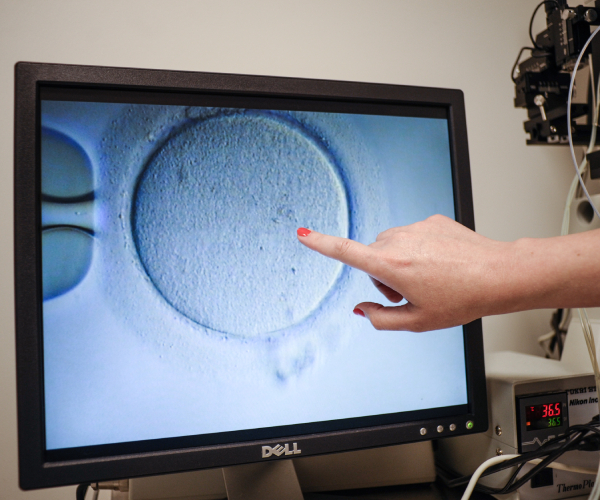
0,0,577,498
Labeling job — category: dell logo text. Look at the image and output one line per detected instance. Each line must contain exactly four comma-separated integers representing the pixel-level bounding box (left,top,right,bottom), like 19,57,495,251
261,443,302,458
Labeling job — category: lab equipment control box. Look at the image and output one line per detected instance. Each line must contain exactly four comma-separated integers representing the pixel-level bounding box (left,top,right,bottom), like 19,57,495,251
436,351,598,500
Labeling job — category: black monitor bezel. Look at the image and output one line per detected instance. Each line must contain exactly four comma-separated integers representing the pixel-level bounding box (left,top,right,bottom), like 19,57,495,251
14,62,487,490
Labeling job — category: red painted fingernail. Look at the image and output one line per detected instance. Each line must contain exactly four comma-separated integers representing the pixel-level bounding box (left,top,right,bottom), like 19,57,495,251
297,228,311,237
353,308,365,317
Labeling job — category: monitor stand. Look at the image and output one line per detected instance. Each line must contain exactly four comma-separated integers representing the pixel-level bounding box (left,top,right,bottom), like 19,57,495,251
221,462,468,500
222,460,303,500
119,441,437,499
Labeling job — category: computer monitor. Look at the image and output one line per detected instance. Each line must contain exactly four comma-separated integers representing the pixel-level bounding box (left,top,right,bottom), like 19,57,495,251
14,62,487,493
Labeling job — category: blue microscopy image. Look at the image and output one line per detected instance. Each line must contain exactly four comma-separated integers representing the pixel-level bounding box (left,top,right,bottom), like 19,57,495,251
42,227,94,300
40,100,468,450
41,126,95,300
42,127,94,199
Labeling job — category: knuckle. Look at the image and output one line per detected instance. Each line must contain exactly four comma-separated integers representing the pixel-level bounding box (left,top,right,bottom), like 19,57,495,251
336,239,353,258
427,214,448,226
376,228,394,241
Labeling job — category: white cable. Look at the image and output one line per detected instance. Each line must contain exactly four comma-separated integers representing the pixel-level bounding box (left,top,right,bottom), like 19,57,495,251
562,165,587,235
563,55,600,236
538,330,556,343
460,454,520,500
567,25,600,220
565,29,600,500
591,55,597,127
580,308,600,406
589,462,600,500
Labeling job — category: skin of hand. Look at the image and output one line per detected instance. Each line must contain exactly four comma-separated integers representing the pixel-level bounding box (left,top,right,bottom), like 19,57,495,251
297,214,600,332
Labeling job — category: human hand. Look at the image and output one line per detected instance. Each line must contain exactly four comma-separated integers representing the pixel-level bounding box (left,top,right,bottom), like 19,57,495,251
297,215,513,332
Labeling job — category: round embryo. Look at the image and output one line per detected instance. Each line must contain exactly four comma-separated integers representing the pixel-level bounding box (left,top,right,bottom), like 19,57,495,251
132,112,350,338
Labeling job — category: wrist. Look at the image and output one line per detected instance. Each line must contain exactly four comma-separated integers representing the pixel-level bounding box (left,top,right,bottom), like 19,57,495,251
500,232,600,311
501,237,555,312
474,238,533,317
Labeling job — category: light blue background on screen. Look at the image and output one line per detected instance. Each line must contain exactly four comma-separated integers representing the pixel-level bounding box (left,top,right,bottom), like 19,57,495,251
348,114,455,227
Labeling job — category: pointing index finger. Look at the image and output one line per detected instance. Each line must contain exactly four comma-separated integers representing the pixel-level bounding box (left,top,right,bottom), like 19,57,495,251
296,228,379,276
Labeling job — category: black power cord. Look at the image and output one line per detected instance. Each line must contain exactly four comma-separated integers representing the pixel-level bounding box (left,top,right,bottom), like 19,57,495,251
510,46,555,83
437,417,600,496
76,483,90,500
549,308,568,358
511,46,535,83
529,0,561,50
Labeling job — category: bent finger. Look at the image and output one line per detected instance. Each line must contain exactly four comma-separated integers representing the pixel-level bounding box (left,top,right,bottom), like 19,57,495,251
297,228,380,275
354,302,424,332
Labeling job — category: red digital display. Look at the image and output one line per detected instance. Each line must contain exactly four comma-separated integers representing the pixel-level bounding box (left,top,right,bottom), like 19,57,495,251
525,402,562,431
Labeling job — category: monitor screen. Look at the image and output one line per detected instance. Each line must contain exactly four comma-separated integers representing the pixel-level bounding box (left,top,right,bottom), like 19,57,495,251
14,62,487,490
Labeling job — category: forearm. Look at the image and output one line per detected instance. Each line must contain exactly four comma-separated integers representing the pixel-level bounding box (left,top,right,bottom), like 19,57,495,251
499,229,600,314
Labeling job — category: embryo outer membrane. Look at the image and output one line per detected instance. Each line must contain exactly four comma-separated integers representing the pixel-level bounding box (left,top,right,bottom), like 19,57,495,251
132,112,348,337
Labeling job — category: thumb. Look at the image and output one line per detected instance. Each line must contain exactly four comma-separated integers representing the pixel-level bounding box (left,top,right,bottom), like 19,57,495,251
353,302,418,332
